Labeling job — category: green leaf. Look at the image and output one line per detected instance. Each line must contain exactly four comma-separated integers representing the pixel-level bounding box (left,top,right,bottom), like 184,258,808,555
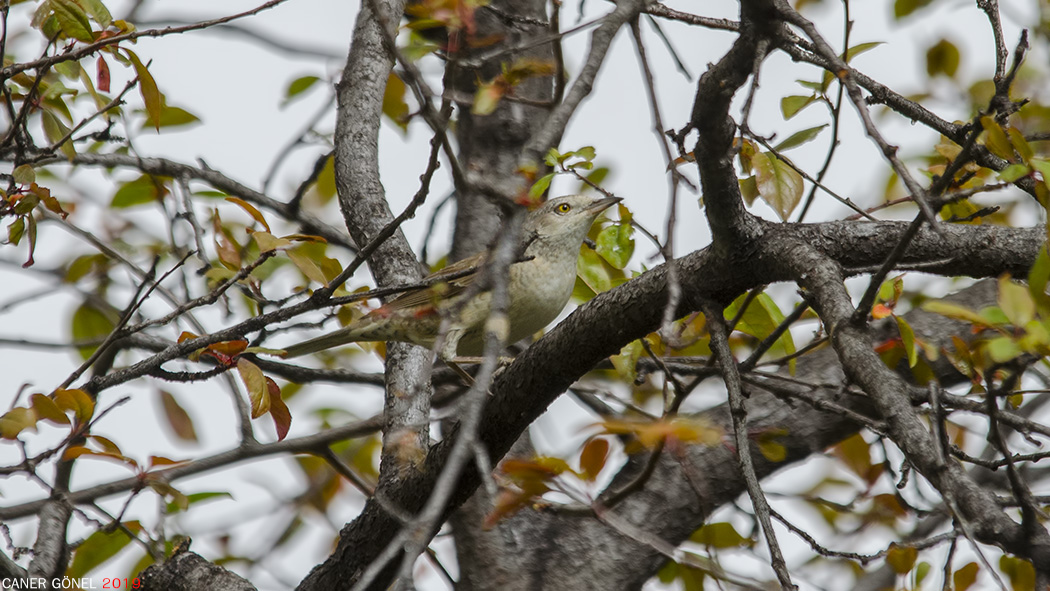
757,429,788,461
922,300,993,327
68,525,139,578
752,152,804,221
13,194,39,216
194,190,229,199
980,116,1014,161
31,393,70,426
51,0,94,42
595,223,634,269
998,163,1030,183
894,0,934,18
8,217,26,246
926,39,960,78
1027,247,1050,311
1008,127,1034,163
895,316,918,367
528,172,555,200
611,339,643,383
985,336,1022,363
252,231,292,252
0,407,38,440
288,245,332,285
79,0,112,28
877,275,905,305
226,197,270,232
979,306,1010,326
1030,158,1050,191
142,104,200,130
165,491,233,515
41,109,75,159
124,49,163,132
725,292,797,370
12,164,35,185
773,124,828,151
689,522,751,548
382,72,409,131
845,41,884,62
287,75,319,98
781,95,816,119
544,148,562,167
1000,553,1036,591
71,301,116,360
576,247,612,294
472,81,503,115
54,388,95,423
237,358,269,418
111,174,166,208
739,176,758,206
575,146,596,161
581,166,610,189
66,254,105,283
998,275,1035,327
315,154,337,202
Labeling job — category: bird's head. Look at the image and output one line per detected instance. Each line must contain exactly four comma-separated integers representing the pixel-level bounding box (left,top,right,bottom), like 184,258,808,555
525,194,622,249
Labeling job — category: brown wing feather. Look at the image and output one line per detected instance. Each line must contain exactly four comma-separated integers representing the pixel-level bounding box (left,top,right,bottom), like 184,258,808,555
371,251,485,313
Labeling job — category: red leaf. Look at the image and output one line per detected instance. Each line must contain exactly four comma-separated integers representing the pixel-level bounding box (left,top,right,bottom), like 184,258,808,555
96,56,110,92
267,378,291,441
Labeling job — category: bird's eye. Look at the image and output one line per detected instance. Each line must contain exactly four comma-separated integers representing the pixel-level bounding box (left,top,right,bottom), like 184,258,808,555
556,203,571,214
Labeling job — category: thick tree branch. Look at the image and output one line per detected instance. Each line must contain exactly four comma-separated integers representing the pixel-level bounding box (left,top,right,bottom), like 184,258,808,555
789,244,1050,575
290,218,1044,590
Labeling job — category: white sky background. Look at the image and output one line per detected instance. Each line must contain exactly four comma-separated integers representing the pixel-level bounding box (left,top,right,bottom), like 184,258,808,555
0,0,1044,589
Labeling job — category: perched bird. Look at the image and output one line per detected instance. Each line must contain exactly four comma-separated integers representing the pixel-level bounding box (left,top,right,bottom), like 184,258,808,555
282,194,621,361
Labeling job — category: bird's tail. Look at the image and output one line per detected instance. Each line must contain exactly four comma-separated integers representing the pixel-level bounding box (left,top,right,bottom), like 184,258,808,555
281,325,375,358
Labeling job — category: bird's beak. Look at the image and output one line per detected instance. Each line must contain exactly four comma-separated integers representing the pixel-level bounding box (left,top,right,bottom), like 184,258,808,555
586,196,622,212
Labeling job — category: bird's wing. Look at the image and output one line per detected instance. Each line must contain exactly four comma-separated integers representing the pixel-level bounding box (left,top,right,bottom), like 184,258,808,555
371,251,485,313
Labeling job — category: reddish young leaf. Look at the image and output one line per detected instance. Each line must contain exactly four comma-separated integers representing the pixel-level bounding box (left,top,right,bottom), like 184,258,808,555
267,378,291,441
96,55,111,92
158,390,198,442
579,438,609,482
207,340,249,357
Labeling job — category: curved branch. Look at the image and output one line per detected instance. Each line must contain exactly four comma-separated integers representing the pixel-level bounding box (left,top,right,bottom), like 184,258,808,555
522,0,648,164
19,152,356,250
289,218,1044,590
0,415,383,521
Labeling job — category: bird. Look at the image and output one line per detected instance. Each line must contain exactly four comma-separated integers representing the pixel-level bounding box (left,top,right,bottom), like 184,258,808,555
281,194,621,362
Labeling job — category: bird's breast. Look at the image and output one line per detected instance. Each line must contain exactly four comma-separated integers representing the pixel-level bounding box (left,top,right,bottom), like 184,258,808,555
506,255,577,340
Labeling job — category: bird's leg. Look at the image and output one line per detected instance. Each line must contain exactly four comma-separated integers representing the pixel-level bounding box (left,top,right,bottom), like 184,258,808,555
439,329,477,388
450,356,517,367
445,360,477,388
